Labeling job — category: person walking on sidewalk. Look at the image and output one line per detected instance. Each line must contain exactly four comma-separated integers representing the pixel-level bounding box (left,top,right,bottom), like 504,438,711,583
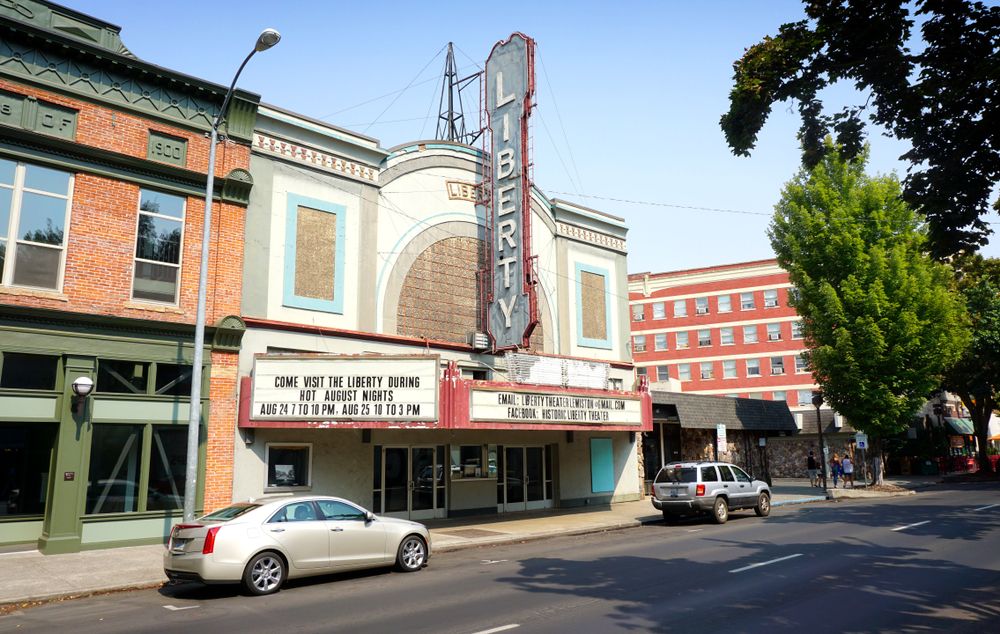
842,454,854,488
807,450,819,487
830,453,842,488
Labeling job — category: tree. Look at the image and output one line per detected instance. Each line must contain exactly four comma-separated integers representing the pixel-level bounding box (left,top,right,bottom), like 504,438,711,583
943,255,1000,473
721,0,1000,259
772,140,969,482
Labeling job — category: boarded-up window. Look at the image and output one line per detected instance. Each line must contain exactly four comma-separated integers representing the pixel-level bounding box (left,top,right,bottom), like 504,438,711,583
294,206,336,301
580,271,607,340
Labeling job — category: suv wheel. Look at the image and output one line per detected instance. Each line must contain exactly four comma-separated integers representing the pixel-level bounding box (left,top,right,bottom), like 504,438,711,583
662,510,679,525
711,497,729,524
754,492,771,517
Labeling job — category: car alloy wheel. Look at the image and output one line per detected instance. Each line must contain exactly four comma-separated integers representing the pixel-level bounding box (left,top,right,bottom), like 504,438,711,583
396,535,427,572
712,497,729,524
244,551,285,595
755,492,771,517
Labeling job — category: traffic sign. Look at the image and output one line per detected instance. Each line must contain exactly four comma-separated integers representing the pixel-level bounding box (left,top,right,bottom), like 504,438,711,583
855,432,868,449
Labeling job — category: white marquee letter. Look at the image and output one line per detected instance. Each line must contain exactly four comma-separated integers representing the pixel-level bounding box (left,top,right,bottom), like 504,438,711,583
495,72,515,108
497,256,517,288
497,148,515,180
498,220,517,253
499,295,517,327
497,184,516,216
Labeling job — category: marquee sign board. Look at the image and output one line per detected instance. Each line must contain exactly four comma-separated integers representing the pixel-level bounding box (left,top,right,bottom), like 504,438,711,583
250,355,439,422
470,388,642,425
484,33,538,350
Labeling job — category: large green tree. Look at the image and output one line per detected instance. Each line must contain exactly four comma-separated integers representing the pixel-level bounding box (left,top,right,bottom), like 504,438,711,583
772,141,969,480
944,255,1000,473
721,0,1000,259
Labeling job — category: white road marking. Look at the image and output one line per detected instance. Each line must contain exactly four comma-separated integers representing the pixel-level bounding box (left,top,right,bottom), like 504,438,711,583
687,529,703,533
481,559,508,565
891,520,930,532
471,625,519,634
163,605,199,611
973,504,998,512
729,553,802,573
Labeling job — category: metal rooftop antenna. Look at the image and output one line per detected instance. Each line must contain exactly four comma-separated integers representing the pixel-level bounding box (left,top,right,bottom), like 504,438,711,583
435,42,482,145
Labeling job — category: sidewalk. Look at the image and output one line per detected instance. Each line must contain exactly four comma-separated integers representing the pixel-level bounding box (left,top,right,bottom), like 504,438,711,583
0,477,935,609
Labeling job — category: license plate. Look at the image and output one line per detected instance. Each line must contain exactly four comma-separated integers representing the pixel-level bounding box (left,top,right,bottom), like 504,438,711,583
170,538,190,553
670,490,679,498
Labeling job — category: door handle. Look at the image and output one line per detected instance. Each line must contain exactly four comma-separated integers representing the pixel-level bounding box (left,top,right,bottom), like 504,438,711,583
270,528,285,533
330,527,344,532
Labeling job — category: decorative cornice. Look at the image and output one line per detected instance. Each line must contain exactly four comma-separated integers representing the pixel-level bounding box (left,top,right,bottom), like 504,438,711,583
212,315,246,351
221,168,253,205
252,132,378,183
556,222,627,253
0,17,259,142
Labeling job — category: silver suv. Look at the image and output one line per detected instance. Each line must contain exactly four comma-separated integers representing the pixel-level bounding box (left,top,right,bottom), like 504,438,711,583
651,461,771,524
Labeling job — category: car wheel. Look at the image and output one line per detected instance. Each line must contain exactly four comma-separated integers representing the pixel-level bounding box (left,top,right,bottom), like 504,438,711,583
711,497,729,524
662,510,679,525
396,535,427,572
754,492,771,517
243,551,285,596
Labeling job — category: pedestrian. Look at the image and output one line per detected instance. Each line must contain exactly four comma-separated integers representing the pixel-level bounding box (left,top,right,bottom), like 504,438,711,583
830,453,841,488
807,450,819,487
842,454,854,488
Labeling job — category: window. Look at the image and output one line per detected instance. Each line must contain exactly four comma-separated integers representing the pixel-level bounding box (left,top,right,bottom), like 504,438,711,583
764,289,779,308
719,466,736,482
720,327,734,345
284,194,346,313
0,423,57,516
772,390,787,402
636,367,647,378
266,444,311,489
717,294,732,313
678,363,691,381
0,159,72,290
746,359,761,377
798,389,815,406
732,466,753,482
133,189,185,303
695,297,709,315
795,355,809,373
770,356,785,375
743,325,758,344
97,360,149,394
723,359,737,378
86,424,187,514
609,378,624,390
701,466,720,482
0,352,59,389
767,323,782,341
270,501,318,523
317,499,367,521
656,365,671,381
631,304,644,322
633,335,646,353
700,362,714,379
652,302,666,320
740,292,756,310
675,331,689,349
749,392,765,399
789,286,802,304
654,333,668,351
673,299,687,317
697,329,711,347
576,264,612,349
792,320,804,339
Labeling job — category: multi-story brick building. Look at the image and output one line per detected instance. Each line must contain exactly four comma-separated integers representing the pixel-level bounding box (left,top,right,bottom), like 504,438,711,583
629,260,858,477
0,1,257,552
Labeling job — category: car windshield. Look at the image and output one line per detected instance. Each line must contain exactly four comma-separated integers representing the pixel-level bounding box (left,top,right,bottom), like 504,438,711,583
200,503,260,521
655,466,697,484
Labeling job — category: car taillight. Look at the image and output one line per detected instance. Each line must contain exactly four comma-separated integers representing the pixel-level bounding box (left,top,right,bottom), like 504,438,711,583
696,484,705,496
202,526,220,554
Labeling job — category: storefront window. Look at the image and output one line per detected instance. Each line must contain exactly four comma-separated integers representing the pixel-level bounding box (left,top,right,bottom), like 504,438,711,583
97,360,149,394
86,425,142,514
0,424,56,516
155,363,193,396
451,445,485,478
146,426,186,510
266,444,311,489
0,352,59,390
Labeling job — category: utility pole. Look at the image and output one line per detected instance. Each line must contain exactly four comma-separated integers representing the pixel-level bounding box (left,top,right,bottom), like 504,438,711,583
812,391,828,494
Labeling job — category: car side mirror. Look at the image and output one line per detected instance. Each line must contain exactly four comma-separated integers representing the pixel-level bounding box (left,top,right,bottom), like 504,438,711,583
365,511,375,523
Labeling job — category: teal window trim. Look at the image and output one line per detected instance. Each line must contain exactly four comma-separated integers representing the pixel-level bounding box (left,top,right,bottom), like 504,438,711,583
283,193,346,313
574,263,613,349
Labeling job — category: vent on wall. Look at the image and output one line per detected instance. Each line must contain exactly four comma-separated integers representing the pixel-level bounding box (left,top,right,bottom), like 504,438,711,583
794,413,803,430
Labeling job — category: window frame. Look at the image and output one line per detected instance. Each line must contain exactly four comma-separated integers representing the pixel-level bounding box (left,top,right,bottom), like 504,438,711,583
795,355,809,373
651,302,666,320
767,323,782,341
656,365,670,381
695,297,709,315
131,187,186,305
763,289,779,308
678,363,691,381
631,304,644,322
632,335,646,353
743,325,758,344
720,327,735,346
699,361,714,380
265,442,313,491
722,359,737,379
0,159,74,291
653,333,668,351
673,299,687,317
770,356,785,375
746,358,761,377
675,331,690,349
284,193,346,314
697,329,712,347
717,294,732,313
791,320,804,339
740,292,756,310
575,262,613,349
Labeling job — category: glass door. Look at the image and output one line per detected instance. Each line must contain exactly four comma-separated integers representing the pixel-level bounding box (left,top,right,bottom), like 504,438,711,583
381,446,444,520
503,447,526,511
502,446,552,512
382,447,409,516
525,447,547,510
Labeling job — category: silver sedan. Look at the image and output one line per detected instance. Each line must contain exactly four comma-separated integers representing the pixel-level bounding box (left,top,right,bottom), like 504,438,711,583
164,496,430,595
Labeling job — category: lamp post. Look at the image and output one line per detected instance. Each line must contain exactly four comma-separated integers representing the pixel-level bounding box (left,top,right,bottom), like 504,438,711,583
812,390,828,493
183,28,281,523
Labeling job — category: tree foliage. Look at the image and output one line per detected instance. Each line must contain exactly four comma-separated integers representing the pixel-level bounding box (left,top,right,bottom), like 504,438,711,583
772,140,969,443
721,0,1000,259
944,254,1000,472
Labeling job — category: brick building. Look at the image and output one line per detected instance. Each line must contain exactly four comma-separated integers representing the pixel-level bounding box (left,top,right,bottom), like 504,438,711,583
0,1,257,552
629,260,858,477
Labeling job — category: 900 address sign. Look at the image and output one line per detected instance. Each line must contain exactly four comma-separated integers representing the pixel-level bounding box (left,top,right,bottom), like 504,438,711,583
251,355,439,422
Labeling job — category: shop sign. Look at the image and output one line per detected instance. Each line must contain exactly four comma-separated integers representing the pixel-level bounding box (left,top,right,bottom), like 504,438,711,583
716,424,727,454
484,33,537,350
470,388,641,425
251,355,439,422
855,432,868,449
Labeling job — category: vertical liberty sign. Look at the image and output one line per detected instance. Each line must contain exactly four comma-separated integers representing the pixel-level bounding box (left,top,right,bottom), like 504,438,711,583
485,33,537,350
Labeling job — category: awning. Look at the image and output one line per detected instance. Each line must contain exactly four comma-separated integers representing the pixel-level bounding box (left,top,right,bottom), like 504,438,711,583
945,417,975,435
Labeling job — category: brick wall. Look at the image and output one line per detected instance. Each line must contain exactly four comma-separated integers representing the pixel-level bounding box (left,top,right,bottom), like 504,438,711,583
204,349,239,510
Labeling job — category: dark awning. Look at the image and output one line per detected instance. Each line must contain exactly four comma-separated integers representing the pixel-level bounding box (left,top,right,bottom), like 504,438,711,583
650,390,797,432
945,417,975,435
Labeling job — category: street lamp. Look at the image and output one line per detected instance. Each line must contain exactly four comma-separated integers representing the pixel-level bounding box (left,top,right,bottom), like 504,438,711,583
812,390,828,493
183,28,281,523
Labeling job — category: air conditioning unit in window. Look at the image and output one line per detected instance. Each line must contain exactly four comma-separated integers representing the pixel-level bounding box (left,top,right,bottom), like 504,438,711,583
768,333,782,341
771,368,785,375
469,332,490,350
794,413,803,430
764,300,778,308
701,372,713,379
696,307,709,315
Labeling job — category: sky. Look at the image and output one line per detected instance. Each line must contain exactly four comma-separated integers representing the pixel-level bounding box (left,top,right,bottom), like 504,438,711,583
66,0,1000,274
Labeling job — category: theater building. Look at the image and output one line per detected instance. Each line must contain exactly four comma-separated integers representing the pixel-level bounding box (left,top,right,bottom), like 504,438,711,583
0,2,256,552
233,34,650,519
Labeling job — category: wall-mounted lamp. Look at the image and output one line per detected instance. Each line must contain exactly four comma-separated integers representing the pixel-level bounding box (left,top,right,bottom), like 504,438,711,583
71,376,94,414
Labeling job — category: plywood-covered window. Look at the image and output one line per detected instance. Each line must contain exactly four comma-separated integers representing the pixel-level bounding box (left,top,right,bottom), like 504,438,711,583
575,263,612,349
283,194,345,313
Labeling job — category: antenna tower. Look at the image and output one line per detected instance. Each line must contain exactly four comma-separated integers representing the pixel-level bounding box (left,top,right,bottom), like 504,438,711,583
435,42,482,145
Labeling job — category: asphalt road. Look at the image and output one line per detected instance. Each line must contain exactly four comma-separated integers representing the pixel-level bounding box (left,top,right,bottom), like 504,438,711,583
2,483,998,633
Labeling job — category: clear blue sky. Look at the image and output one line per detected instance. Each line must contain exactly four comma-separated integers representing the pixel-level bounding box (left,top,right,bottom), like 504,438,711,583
67,0,1000,273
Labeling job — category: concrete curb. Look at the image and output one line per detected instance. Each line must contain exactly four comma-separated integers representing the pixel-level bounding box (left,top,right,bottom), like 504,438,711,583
0,581,167,613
